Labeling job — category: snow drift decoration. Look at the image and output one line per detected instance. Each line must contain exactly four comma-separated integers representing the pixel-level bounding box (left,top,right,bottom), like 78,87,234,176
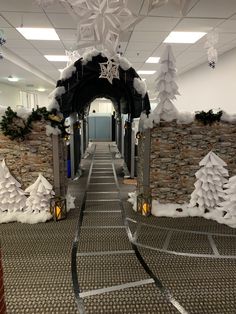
66,192,76,212
189,151,228,213
204,30,219,69
45,124,61,136
152,44,180,123
217,176,236,221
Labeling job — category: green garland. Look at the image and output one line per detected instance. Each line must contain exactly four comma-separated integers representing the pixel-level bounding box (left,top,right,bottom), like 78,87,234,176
195,109,223,125
0,106,66,140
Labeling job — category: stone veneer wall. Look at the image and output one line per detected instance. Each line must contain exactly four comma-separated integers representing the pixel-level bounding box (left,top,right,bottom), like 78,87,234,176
140,120,236,204
0,121,66,191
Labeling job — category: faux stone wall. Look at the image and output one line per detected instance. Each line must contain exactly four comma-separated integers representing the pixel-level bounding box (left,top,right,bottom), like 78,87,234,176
140,121,236,204
0,121,66,192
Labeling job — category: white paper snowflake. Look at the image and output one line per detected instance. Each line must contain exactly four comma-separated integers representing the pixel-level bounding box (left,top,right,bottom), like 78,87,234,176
67,0,139,55
99,60,119,84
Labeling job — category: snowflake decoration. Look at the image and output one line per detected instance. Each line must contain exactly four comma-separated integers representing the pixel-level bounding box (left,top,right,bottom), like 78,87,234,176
65,49,81,66
148,0,192,16
66,0,139,56
99,60,119,84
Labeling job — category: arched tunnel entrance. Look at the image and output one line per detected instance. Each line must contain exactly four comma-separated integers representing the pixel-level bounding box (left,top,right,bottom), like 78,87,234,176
53,52,150,179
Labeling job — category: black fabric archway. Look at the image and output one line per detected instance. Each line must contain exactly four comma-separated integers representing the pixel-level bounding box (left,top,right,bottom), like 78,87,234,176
55,53,150,119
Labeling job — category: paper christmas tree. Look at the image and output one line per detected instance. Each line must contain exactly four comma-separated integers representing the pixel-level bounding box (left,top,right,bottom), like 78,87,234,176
0,159,26,213
189,151,228,212
217,176,236,219
152,44,180,123
25,174,54,214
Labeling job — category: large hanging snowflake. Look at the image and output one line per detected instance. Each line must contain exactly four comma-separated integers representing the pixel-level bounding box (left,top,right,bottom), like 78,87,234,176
65,0,139,55
99,60,119,84
148,0,192,16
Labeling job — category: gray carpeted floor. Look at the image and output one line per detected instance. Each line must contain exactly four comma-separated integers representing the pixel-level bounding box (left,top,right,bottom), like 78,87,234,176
1,142,236,313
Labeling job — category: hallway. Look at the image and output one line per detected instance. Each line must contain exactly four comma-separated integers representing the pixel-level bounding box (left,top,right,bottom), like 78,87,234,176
1,142,236,313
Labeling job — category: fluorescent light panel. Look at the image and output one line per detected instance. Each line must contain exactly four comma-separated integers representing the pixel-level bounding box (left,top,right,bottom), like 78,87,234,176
164,31,206,43
8,76,19,82
16,27,60,40
145,57,160,63
137,70,156,75
45,55,69,62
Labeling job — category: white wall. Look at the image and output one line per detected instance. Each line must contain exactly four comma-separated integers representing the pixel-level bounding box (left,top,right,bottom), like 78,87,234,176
0,82,50,110
0,82,21,108
176,47,236,114
90,99,114,113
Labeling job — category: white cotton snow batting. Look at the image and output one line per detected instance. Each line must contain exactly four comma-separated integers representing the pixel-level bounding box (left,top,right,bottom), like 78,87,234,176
45,125,61,136
82,49,100,65
118,56,132,70
48,99,60,111
48,86,66,99
0,105,8,121
60,64,77,80
177,111,194,124
15,107,32,120
221,111,236,124
133,78,147,97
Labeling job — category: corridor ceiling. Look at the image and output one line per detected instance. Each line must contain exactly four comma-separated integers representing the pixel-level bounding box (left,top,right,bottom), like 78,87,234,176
1,0,236,99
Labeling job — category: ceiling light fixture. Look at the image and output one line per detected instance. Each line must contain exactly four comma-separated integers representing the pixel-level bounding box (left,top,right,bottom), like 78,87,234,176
145,57,160,63
164,31,206,44
16,27,60,40
137,70,156,75
37,88,46,92
45,55,69,62
7,75,19,82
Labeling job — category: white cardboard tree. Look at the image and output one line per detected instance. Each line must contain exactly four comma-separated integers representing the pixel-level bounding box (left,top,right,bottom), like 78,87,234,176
217,176,236,219
189,151,228,213
0,159,26,213
152,44,180,123
25,174,54,214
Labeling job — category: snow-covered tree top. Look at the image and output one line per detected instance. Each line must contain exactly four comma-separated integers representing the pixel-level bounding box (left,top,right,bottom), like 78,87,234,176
199,151,227,167
25,174,54,195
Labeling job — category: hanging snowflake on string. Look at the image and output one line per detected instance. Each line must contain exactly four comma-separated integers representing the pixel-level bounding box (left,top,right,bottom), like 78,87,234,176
0,30,6,46
205,30,219,69
68,0,140,56
65,49,81,66
99,60,119,84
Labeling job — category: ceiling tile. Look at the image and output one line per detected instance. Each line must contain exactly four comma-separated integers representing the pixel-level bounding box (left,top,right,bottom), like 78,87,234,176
5,39,34,49
0,16,11,28
129,31,168,43
187,0,236,18
125,41,158,52
2,28,24,40
175,17,223,32
46,13,77,29
56,29,77,41
30,40,65,50
134,17,180,32
218,19,236,32
1,12,52,28
0,0,41,12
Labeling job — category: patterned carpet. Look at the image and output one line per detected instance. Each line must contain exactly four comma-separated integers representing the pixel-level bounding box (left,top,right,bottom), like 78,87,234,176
1,142,236,313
